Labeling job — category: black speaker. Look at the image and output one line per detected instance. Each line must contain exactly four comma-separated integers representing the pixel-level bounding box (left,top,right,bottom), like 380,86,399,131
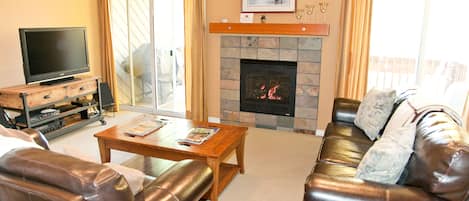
98,82,115,110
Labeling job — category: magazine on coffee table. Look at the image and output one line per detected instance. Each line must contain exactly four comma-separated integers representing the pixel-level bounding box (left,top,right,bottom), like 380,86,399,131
124,120,166,136
177,127,220,145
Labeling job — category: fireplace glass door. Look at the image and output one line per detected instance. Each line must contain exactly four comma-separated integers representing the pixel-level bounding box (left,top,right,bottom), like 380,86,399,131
240,59,297,116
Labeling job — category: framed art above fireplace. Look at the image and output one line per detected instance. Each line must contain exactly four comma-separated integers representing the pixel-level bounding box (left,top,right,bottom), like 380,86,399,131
242,0,296,12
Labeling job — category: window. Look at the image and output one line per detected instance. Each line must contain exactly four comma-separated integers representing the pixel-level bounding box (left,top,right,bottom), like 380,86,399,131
368,0,469,114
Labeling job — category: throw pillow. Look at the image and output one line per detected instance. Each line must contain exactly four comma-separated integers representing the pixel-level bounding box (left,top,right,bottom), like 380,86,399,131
104,163,145,196
0,135,43,158
382,99,416,135
379,88,418,135
354,88,396,140
0,124,35,143
355,123,416,184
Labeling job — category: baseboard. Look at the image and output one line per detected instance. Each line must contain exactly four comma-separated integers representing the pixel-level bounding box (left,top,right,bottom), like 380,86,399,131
208,116,221,123
315,129,325,137
209,116,323,136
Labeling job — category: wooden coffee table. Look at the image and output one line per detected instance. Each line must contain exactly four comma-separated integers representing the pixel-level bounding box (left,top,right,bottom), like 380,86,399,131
94,115,248,201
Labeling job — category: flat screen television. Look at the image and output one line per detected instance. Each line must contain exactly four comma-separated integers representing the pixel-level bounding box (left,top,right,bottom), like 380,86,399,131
19,27,90,85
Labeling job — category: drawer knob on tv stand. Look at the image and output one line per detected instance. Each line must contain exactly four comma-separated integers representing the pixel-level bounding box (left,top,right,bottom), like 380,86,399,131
79,87,85,91
43,95,51,99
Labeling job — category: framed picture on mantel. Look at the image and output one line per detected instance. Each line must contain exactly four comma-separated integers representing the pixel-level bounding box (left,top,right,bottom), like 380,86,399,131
242,0,296,13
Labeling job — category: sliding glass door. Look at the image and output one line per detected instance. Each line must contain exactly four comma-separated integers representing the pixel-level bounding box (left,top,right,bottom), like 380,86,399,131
368,0,469,115
153,0,185,114
110,0,185,115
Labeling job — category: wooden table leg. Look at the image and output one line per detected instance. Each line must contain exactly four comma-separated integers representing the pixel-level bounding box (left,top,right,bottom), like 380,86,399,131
97,138,111,163
236,136,246,174
207,157,220,201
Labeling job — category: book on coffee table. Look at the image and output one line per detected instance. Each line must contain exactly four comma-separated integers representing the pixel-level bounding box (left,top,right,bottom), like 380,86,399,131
177,127,220,145
124,120,166,136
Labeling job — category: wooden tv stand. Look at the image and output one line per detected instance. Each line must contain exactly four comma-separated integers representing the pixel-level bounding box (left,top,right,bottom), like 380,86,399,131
0,76,105,139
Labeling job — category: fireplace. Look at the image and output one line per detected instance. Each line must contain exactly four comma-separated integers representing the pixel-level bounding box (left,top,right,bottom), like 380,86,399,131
240,59,297,117
220,36,321,133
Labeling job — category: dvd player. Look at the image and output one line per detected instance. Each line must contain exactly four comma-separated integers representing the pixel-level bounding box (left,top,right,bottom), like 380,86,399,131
15,108,60,124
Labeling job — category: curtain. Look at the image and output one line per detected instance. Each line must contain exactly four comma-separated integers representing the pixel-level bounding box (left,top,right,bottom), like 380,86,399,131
98,0,119,112
463,93,469,131
335,0,373,100
184,0,207,121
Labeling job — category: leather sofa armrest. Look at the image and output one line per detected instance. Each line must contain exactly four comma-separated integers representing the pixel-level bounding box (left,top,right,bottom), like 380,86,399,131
0,173,83,201
21,128,50,150
137,159,213,201
332,98,361,124
304,174,439,201
0,148,133,201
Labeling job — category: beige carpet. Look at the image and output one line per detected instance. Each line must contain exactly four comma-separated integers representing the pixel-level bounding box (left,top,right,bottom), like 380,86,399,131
49,111,322,201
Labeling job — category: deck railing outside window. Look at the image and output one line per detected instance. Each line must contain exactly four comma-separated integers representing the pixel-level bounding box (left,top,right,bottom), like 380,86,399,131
368,0,469,115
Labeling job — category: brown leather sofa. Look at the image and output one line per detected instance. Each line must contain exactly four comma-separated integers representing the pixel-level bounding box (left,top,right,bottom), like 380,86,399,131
304,98,469,201
0,129,213,201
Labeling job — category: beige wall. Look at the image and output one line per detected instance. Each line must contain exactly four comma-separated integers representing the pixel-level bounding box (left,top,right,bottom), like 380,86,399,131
0,0,101,87
206,0,341,130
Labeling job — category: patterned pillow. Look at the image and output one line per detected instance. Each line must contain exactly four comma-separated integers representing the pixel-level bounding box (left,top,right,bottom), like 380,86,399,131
379,89,418,135
355,123,416,184
354,88,396,140
382,99,416,135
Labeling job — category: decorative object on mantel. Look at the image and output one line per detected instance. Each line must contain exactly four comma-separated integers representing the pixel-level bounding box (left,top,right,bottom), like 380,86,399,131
242,0,296,13
240,13,254,23
296,4,315,23
305,4,314,15
209,23,329,36
295,9,304,23
319,0,328,13
260,15,267,23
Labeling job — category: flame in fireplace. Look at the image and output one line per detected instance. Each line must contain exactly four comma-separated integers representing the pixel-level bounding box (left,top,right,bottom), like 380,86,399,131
268,84,282,100
256,84,282,100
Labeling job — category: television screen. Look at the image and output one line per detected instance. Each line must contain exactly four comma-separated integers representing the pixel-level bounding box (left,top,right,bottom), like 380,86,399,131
19,27,90,84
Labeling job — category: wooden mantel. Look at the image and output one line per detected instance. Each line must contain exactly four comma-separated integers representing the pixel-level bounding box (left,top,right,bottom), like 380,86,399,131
209,23,329,36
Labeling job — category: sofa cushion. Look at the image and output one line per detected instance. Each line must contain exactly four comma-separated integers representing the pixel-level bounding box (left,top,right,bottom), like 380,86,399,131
354,88,396,141
304,174,438,201
136,159,214,201
324,122,371,143
318,138,372,167
405,112,469,201
313,161,357,178
332,98,361,124
355,123,416,184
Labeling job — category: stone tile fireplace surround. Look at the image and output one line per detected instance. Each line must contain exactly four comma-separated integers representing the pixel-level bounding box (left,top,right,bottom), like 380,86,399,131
220,36,321,134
